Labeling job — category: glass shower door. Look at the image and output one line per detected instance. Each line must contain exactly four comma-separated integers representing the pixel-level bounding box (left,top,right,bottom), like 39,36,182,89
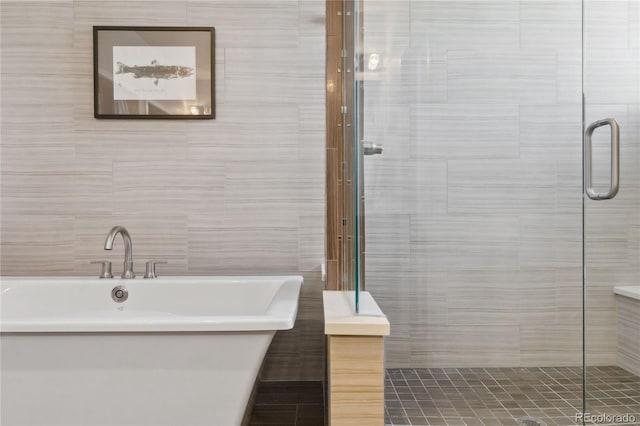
346,0,639,423
583,0,640,422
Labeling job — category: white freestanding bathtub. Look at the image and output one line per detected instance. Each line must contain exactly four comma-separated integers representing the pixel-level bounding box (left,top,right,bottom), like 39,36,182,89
0,276,302,426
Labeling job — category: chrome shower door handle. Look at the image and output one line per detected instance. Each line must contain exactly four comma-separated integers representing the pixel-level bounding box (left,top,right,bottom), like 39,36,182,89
584,118,620,200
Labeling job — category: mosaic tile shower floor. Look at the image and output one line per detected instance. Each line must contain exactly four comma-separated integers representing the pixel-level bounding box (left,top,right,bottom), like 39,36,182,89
385,366,640,426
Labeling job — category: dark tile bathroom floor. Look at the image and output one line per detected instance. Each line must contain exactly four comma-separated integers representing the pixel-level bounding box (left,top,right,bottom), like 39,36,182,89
385,366,640,426
249,381,324,426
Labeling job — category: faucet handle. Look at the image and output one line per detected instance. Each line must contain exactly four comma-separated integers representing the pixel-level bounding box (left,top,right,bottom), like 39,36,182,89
144,260,167,279
90,260,113,279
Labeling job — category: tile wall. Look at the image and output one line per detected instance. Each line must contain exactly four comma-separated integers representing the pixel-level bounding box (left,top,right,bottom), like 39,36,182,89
361,0,639,368
0,0,326,381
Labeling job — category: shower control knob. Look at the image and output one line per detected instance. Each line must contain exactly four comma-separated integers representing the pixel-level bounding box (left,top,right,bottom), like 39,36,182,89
362,141,383,155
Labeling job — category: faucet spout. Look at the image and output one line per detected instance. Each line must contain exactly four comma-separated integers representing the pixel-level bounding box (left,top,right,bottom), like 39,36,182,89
104,226,135,279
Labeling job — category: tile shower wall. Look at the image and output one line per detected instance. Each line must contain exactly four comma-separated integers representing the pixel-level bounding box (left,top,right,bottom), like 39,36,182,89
0,0,326,381
363,0,640,367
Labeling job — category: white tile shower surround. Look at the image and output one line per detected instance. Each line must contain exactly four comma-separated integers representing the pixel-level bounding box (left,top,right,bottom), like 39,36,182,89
0,0,326,382
362,0,640,368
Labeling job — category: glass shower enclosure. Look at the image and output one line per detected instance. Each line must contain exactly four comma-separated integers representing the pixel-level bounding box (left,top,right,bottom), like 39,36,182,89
344,0,640,424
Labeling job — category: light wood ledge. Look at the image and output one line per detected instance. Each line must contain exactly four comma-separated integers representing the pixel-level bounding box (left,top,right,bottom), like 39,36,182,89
324,291,389,426
324,291,390,336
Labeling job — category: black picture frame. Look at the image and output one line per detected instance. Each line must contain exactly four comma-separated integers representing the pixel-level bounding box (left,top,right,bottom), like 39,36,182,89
93,26,215,119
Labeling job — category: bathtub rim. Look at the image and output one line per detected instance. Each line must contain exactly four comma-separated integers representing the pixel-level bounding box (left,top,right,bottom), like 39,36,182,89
0,275,302,333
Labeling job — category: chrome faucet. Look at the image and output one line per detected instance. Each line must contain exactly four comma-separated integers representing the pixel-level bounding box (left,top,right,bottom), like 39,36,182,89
104,226,135,279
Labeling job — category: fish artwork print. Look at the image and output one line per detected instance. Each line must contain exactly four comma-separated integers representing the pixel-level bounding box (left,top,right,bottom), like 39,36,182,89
115,59,194,86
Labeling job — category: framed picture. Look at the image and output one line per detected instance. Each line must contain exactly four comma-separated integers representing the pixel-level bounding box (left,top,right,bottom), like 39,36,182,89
93,26,215,119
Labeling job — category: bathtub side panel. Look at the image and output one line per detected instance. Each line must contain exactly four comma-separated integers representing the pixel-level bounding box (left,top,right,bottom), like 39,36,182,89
617,297,640,376
0,332,274,426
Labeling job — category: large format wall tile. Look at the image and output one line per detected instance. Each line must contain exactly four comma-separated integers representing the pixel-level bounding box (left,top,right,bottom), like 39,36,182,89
448,50,557,105
364,158,447,215
363,0,410,36
445,270,520,326
1,74,77,147
224,160,324,217
0,1,73,48
520,0,582,50
627,104,640,144
299,0,326,40
410,215,520,272
557,50,582,104
298,104,326,161
0,215,76,275
410,1,519,49
75,119,190,162
0,146,74,166
364,215,411,272
586,312,619,365
187,104,300,161
585,212,635,269
298,216,325,272
188,222,299,273
363,46,448,105
520,325,583,366
187,1,299,48
584,49,640,104
410,325,521,367
519,105,582,155
585,0,630,49
447,159,557,214
628,211,640,274
514,270,558,325
519,214,582,270
631,0,639,49
225,48,324,104
1,158,113,215
113,160,225,217
1,0,80,76
410,104,519,159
